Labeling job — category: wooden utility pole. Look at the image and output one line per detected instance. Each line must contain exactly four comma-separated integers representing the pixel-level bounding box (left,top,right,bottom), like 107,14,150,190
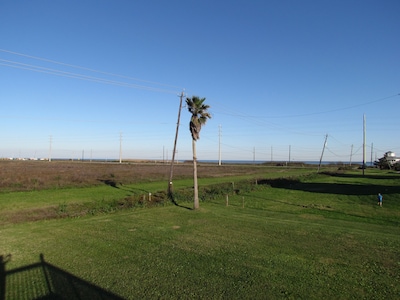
271,146,273,162
48,135,52,162
218,125,222,166
119,132,122,164
370,143,373,167
363,114,366,176
317,134,328,173
349,144,353,166
168,91,184,195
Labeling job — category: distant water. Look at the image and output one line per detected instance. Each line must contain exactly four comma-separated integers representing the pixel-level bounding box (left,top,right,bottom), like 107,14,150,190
39,158,368,166
197,160,366,165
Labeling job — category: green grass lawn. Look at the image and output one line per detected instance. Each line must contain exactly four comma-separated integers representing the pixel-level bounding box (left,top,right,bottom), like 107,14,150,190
1,168,399,299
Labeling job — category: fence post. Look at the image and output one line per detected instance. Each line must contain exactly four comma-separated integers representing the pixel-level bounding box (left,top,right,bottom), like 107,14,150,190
226,194,229,206
242,196,244,208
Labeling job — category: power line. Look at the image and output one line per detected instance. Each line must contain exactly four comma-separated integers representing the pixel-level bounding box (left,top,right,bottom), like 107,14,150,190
213,93,400,119
0,114,177,126
0,48,182,90
0,59,179,94
212,102,324,137
276,94,400,118
325,147,348,158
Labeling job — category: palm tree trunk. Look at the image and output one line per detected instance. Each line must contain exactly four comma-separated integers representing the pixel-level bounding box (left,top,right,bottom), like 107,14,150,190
192,139,199,209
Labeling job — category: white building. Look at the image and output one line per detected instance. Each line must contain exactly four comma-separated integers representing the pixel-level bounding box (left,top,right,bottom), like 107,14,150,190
383,151,400,166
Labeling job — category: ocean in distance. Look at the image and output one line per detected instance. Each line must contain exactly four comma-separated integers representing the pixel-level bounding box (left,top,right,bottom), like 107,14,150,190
197,160,367,165
33,158,369,166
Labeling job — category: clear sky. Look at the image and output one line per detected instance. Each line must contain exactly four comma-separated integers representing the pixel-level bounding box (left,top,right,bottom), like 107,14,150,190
1,1,399,163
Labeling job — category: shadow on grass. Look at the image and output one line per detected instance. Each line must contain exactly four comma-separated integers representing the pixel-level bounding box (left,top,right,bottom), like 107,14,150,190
259,178,400,195
99,179,120,188
321,171,400,180
99,179,149,194
0,254,123,300
168,192,192,210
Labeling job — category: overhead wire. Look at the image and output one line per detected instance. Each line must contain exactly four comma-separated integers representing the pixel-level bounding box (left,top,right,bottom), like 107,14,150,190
325,147,349,158
212,101,324,137
2,49,396,135
211,93,400,139
0,59,179,94
0,49,183,95
2,49,398,161
0,48,182,90
245,94,400,119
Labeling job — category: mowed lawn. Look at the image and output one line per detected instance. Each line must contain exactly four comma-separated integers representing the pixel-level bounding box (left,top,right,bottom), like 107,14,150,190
1,169,400,299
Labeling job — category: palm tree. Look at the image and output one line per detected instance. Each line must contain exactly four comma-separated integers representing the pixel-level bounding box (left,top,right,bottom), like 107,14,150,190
186,96,211,209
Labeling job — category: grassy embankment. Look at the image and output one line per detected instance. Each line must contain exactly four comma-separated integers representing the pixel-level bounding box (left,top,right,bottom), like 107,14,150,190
1,163,399,299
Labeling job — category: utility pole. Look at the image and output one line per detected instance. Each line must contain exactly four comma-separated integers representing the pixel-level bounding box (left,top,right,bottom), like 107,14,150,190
48,135,52,162
253,147,255,162
318,134,328,173
218,125,222,166
288,145,291,164
370,143,373,167
349,144,353,166
271,146,273,162
168,91,184,195
363,114,366,176
119,132,122,164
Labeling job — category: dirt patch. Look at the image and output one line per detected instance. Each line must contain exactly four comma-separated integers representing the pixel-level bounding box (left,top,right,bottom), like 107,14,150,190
3,206,60,225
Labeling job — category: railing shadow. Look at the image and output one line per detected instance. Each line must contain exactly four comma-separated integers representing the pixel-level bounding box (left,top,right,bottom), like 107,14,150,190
0,254,124,300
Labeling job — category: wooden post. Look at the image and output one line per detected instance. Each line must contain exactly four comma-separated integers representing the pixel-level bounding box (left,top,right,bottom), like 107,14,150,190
226,194,229,206
168,91,184,195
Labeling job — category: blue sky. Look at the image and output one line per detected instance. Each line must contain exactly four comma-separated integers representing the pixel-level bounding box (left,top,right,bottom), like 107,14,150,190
1,1,399,162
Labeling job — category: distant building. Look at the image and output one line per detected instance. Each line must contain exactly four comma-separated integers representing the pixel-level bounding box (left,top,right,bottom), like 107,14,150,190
374,151,400,169
383,151,400,165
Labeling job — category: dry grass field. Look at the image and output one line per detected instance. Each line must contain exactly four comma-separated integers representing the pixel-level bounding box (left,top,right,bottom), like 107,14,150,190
0,160,271,192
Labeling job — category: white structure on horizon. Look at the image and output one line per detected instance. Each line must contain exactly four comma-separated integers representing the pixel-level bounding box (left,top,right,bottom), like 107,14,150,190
384,151,400,165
